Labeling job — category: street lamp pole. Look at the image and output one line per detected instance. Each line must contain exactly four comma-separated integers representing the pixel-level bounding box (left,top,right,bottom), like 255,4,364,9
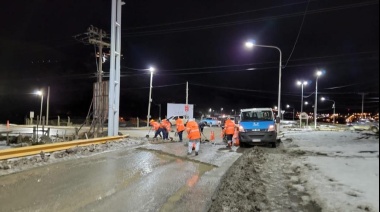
245,41,282,133
36,91,44,126
314,71,323,129
321,97,336,124
287,105,295,121
297,81,308,113
147,67,155,127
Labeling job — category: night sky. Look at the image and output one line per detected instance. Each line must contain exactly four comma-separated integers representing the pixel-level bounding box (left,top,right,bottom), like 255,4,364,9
0,0,378,124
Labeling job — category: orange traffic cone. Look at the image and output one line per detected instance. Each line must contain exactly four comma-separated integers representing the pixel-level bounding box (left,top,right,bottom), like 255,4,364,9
6,120,9,129
210,131,215,141
233,129,240,146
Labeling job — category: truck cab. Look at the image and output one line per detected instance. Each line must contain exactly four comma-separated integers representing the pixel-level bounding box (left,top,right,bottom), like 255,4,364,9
238,108,278,148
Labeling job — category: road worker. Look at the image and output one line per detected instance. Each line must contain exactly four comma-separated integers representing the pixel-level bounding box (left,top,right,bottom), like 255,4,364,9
223,116,235,149
150,119,162,139
161,119,171,141
186,118,201,156
176,117,186,142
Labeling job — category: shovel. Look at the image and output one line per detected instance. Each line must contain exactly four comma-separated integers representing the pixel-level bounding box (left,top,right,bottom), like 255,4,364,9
201,132,210,142
146,128,152,138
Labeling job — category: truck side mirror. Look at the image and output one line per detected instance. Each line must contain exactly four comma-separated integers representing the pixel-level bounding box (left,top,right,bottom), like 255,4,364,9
276,117,281,124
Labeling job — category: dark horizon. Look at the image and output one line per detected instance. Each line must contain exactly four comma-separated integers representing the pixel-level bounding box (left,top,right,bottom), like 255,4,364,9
0,0,378,124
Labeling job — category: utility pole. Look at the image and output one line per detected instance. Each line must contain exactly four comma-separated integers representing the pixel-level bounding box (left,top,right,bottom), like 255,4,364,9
108,0,125,136
46,86,50,125
186,81,189,118
74,25,110,138
186,81,189,105
359,93,368,118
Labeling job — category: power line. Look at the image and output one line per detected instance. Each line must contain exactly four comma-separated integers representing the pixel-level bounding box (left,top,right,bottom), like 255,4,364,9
124,0,316,30
284,0,311,68
122,1,378,37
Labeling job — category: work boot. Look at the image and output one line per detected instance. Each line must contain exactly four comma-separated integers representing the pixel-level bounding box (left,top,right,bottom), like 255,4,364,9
195,152,198,156
187,152,192,155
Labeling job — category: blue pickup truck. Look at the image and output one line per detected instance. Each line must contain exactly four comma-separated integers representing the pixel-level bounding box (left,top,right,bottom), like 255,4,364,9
201,117,221,127
238,108,279,148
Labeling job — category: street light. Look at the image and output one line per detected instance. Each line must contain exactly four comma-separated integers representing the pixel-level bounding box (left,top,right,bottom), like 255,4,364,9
314,70,323,129
321,97,336,124
297,80,308,113
245,40,282,133
147,66,155,127
35,90,44,126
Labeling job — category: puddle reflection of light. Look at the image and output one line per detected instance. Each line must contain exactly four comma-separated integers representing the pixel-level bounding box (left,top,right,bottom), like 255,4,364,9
187,173,199,187
138,153,156,175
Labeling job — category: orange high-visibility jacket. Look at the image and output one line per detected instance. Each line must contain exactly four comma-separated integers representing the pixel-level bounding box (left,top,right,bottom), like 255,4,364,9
150,121,160,131
186,120,201,140
176,118,185,132
224,119,235,135
162,119,171,132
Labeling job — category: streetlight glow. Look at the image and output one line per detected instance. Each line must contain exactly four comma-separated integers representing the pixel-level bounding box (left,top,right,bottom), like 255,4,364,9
35,90,44,127
245,40,282,133
147,66,155,127
314,70,325,129
297,80,308,113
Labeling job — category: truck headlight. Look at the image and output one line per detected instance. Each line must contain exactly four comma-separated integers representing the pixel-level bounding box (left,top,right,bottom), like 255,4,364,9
239,125,245,132
268,125,275,132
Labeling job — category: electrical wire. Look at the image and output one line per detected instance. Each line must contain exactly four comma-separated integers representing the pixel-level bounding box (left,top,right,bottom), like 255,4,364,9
284,0,311,68
124,0,316,31
122,1,378,37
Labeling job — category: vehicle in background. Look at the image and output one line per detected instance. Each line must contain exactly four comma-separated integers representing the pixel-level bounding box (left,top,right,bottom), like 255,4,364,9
238,108,279,148
167,115,189,126
201,117,221,127
348,119,379,133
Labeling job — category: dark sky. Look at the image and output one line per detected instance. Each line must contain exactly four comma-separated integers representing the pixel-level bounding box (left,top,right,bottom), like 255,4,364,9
0,0,379,123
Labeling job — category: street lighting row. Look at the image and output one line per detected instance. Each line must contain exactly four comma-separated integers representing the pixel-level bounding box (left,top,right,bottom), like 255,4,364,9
145,40,326,130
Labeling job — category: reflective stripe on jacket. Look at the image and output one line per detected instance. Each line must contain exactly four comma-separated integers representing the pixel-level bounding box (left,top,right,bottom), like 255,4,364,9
224,119,235,135
161,119,171,132
150,121,160,131
186,120,201,140
176,118,185,132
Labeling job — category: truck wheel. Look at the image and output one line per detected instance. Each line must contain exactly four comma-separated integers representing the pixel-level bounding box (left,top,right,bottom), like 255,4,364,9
270,142,277,148
371,127,379,133
239,142,246,148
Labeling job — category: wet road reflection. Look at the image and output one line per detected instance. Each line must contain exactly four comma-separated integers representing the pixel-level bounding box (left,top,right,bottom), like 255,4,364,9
0,147,217,212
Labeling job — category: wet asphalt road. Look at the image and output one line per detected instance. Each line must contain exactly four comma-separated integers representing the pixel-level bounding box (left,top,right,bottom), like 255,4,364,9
0,127,243,212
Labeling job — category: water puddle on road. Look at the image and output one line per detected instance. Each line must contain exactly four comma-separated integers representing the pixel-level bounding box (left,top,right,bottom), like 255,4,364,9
137,147,216,212
160,162,214,212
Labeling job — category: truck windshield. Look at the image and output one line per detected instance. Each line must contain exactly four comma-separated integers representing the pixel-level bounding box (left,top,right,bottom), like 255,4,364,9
241,111,273,121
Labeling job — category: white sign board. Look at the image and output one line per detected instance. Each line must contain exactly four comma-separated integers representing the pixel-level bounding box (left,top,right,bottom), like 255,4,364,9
167,103,194,119
30,111,35,119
